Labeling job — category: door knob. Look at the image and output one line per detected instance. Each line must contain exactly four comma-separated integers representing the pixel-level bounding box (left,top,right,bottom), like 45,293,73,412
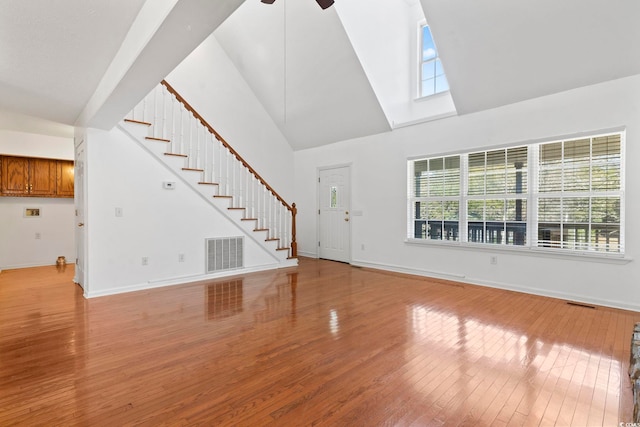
344,218,349,222
78,223,84,227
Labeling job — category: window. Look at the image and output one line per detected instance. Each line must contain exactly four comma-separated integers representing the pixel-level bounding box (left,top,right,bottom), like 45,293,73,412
420,25,449,98
536,134,621,252
467,147,528,246
408,132,624,255
410,156,460,241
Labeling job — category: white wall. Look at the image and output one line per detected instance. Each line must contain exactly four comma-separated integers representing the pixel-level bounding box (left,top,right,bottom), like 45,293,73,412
0,128,75,269
0,197,75,269
84,126,281,297
0,129,73,159
294,74,640,311
166,33,295,202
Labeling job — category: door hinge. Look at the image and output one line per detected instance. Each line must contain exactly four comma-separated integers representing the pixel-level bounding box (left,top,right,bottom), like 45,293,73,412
318,209,320,215
318,241,320,247
318,177,320,183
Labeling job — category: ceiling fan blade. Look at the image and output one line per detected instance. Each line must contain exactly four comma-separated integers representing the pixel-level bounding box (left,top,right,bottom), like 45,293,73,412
316,0,334,9
260,0,334,9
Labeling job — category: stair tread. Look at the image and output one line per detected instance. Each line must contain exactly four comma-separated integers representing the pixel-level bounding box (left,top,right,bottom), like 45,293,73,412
241,218,258,221
266,238,280,241
182,168,204,172
214,195,233,198
228,207,246,210
164,153,188,158
198,182,219,185
276,247,290,251
124,118,152,126
146,136,171,143
254,228,269,232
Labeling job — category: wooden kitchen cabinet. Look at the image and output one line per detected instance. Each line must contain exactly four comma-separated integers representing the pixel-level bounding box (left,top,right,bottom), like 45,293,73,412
0,156,73,198
1,156,29,196
56,160,75,197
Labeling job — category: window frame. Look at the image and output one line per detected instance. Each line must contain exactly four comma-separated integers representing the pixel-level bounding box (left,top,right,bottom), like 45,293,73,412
409,156,461,242
407,130,625,258
418,22,449,99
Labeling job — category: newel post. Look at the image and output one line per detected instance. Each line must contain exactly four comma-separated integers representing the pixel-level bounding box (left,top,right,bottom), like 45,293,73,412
291,203,297,258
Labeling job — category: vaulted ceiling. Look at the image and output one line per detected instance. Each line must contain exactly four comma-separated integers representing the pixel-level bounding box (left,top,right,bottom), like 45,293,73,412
0,0,638,149
423,0,640,115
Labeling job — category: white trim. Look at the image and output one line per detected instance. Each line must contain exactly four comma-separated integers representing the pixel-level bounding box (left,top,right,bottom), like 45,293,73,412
406,125,627,162
298,250,318,259
85,262,290,298
351,258,640,312
404,238,631,264
391,109,457,129
0,262,61,270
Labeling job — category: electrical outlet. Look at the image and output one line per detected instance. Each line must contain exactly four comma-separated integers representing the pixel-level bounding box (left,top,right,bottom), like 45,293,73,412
35,232,41,240
115,207,123,217
142,257,148,266
490,255,498,265
178,254,185,262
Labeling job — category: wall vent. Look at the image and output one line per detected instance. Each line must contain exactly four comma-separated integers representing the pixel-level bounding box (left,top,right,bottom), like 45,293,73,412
206,237,244,273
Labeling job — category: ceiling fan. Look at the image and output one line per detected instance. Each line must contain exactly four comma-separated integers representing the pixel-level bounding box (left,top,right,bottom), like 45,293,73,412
261,0,335,10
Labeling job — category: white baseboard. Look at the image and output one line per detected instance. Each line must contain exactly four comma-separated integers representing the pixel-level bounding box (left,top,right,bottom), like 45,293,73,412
350,259,640,312
297,250,318,258
0,262,56,270
85,263,287,298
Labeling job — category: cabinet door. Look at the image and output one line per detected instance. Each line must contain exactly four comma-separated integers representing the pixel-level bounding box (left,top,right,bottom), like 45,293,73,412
29,158,57,196
0,156,29,195
56,160,75,197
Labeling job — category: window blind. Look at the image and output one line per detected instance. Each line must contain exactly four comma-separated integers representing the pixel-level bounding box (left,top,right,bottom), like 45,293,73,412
408,131,623,255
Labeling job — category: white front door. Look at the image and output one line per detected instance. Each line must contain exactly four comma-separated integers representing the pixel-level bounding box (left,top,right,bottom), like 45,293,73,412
74,140,86,291
319,166,351,262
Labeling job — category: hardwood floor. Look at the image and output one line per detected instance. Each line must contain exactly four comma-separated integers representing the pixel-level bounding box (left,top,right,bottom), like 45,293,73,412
1,258,638,426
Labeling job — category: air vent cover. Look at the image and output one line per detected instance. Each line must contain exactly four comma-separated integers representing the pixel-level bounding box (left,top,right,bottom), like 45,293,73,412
206,237,244,273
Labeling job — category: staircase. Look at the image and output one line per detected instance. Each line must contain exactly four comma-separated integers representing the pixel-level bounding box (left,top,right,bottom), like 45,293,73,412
121,80,297,265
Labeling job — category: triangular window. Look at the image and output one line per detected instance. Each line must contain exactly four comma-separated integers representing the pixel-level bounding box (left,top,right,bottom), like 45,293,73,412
420,25,449,98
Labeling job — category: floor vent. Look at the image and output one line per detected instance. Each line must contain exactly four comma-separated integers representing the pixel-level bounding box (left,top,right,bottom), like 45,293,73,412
566,301,596,309
206,237,244,273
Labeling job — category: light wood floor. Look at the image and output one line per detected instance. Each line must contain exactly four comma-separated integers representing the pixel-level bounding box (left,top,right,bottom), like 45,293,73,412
1,258,638,426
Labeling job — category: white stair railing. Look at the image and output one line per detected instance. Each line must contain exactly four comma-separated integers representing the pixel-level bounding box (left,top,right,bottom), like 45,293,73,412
126,81,297,258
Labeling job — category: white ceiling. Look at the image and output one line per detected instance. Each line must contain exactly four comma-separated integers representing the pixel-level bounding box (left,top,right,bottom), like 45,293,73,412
0,0,146,125
214,0,390,150
0,0,245,132
0,0,638,149
422,0,640,115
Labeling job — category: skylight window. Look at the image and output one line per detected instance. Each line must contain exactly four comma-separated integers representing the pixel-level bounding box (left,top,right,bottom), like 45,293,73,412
420,25,449,98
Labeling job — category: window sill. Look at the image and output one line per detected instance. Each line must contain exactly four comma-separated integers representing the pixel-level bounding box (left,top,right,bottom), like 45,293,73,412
404,238,632,264
414,90,451,103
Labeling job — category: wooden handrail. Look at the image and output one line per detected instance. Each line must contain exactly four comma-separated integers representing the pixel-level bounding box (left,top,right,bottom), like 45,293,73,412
160,80,297,258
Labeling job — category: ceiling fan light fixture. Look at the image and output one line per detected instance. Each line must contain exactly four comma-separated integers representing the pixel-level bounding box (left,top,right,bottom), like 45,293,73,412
315,0,334,9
